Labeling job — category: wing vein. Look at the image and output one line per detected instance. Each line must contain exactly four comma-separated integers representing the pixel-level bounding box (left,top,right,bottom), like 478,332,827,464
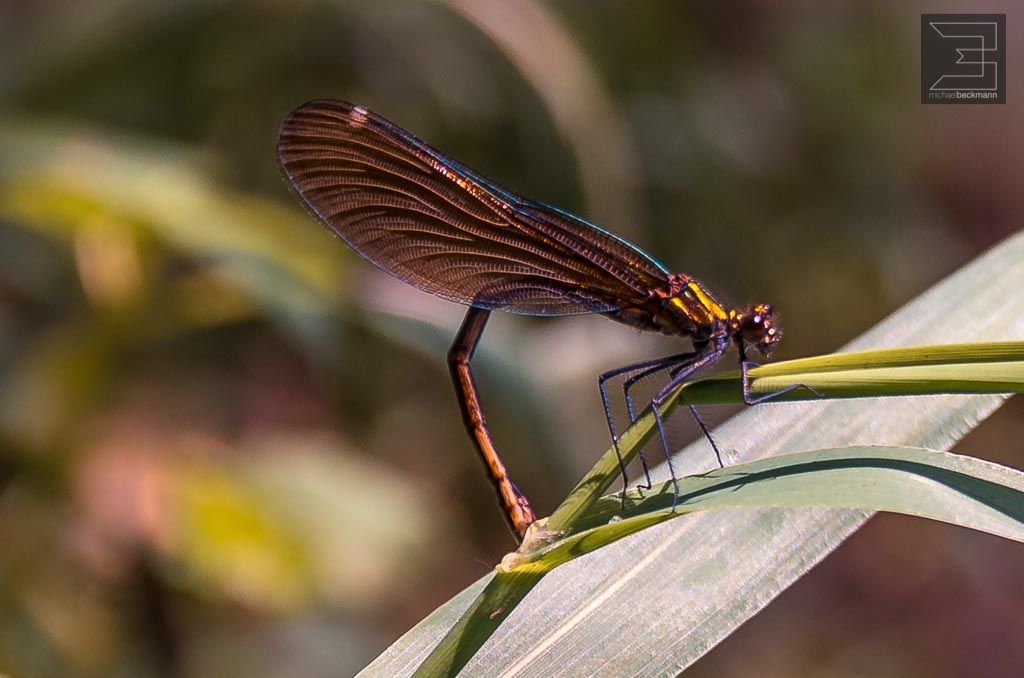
277,100,672,315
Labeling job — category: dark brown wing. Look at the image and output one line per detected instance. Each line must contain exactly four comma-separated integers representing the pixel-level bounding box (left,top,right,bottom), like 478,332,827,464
276,100,671,315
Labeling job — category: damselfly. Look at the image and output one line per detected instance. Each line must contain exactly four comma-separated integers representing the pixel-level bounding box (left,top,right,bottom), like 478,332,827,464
278,100,791,540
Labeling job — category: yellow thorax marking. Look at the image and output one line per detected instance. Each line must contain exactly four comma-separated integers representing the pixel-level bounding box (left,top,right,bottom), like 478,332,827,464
685,281,728,320
668,297,688,314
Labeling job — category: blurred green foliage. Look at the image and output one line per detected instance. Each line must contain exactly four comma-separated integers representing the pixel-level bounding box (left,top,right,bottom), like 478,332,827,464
1,1,1022,676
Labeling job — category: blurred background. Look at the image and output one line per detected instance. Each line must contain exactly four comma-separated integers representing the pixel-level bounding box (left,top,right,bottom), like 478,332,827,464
1,0,1022,676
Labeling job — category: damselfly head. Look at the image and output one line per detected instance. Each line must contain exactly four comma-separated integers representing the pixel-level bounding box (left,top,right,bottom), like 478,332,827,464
731,303,781,356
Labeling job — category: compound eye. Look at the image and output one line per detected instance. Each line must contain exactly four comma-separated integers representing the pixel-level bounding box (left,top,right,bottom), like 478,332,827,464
741,312,766,339
740,303,780,349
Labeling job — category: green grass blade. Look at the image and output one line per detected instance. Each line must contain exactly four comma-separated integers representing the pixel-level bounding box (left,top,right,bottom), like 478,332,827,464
684,341,1024,404
533,446,1024,568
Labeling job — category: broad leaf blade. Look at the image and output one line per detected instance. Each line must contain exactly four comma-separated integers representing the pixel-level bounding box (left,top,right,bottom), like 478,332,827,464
365,232,1024,676
408,444,1024,677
